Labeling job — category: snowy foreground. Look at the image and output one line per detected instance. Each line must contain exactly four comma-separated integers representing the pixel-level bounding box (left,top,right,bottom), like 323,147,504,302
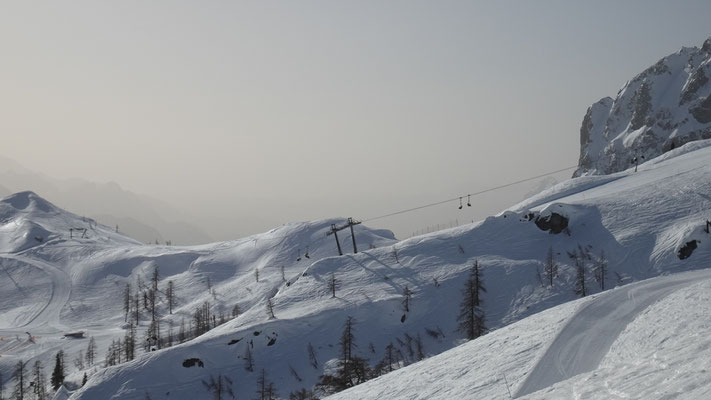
329,269,711,399
0,140,710,399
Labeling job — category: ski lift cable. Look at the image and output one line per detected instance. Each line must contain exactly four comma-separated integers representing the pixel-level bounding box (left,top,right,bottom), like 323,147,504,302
362,165,577,223
180,164,577,246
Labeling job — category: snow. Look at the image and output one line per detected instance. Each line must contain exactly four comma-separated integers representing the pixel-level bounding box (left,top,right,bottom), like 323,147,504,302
0,133,710,399
330,270,711,400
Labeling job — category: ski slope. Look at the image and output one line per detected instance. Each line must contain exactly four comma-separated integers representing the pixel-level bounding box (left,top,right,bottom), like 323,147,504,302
328,270,711,400
515,268,711,397
0,139,710,399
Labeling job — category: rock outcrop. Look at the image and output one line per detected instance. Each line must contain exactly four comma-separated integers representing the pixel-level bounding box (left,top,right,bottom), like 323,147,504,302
574,37,711,177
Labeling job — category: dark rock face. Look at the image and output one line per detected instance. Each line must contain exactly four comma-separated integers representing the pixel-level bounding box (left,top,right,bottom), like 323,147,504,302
182,358,204,368
691,96,711,124
534,213,569,234
678,240,698,260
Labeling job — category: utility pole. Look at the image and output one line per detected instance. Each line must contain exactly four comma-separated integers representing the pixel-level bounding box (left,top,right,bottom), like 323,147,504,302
327,224,343,256
327,218,362,256
347,217,361,253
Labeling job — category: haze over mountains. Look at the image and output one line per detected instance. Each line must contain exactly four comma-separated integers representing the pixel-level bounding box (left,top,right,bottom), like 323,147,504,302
0,154,212,245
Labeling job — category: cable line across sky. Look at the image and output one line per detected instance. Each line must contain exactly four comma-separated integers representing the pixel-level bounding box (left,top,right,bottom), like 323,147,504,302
362,165,578,223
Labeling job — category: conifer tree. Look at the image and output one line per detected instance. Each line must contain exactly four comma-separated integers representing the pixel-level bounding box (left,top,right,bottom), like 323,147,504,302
202,374,234,400
544,246,558,287
457,260,487,340
266,299,276,319
11,361,24,400
327,272,340,298
123,283,131,322
316,316,371,394
402,286,413,313
178,318,187,343
166,280,175,314
593,249,608,291
244,346,254,372
31,360,46,400
50,351,64,391
255,369,278,400
86,337,97,367
572,247,588,297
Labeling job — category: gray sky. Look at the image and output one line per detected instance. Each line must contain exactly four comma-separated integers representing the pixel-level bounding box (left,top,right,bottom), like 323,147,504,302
2,1,710,241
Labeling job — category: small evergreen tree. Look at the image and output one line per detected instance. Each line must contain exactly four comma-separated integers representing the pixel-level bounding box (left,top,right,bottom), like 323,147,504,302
31,360,46,400
457,260,487,340
166,280,175,315
11,361,25,400
316,316,371,394
255,369,278,400
86,337,96,367
123,283,131,322
327,272,340,298
124,323,136,361
179,318,187,343
244,346,254,372
50,351,64,391
544,246,558,287
202,374,234,400
266,299,276,319
81,373,87,387
572,248,588,297
593,249,608,291
402,286,413,313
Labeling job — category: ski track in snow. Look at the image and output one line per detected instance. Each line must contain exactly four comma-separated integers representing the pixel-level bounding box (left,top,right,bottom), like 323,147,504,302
514,268,711,398
0,254,71,331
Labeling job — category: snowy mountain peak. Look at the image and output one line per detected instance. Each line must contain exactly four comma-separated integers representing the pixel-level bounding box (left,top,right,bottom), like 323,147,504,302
0,191,140,252
574,36,711,177
1,190,56,213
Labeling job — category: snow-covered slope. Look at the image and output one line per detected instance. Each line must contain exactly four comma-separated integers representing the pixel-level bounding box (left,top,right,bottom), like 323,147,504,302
1,138,711,399
329,269,711,400
50,138,711,399
574,36,711,177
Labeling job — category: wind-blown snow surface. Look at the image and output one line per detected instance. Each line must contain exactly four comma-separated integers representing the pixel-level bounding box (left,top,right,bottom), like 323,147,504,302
574,36,711,177
1,139,710,399
329,269,711,400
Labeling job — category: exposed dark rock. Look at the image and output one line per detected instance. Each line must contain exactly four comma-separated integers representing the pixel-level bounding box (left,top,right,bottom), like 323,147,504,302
534,213,569,234
678,240,698,260
182,358,204,368
227,338,242,345
691,96,711,123
400,314,407,323
703,37,711,53
253,331,261,336
680,68,708,105
630,82,652,130
267,337,277,346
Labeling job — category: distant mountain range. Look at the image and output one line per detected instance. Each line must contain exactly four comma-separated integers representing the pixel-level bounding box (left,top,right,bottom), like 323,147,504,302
0,154,212,245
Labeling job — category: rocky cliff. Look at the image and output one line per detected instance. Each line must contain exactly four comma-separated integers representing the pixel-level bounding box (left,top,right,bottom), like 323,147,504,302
574,37,711,177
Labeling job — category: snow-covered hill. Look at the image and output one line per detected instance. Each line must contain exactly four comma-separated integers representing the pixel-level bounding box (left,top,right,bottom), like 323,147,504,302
574,36,711,177
1,139,711,399
11,138,703,399
328,269,711,400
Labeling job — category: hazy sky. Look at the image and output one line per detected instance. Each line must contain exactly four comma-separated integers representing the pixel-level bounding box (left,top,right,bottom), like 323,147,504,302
2,1,711,241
